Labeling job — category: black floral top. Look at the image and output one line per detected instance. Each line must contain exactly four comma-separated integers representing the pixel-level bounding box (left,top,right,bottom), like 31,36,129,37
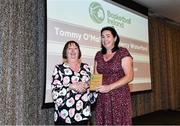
51,63,97,124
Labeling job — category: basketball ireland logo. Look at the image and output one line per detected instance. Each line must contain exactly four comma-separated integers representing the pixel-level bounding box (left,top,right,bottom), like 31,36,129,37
89,2,105,24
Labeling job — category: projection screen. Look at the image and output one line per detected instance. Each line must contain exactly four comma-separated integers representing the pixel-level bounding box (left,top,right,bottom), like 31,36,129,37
44,0,151,105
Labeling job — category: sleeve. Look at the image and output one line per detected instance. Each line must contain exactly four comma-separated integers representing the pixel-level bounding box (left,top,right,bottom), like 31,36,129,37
89,91,98,104
95,51,100,61
121,47,133,59
83,63,99,104
51,65,69,107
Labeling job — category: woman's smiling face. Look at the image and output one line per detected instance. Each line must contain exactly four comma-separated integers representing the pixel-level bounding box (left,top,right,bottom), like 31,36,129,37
101,30,116,50
66,43,79,61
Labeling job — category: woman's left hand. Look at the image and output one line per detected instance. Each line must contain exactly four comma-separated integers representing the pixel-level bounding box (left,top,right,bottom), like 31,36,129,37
96,85,111,93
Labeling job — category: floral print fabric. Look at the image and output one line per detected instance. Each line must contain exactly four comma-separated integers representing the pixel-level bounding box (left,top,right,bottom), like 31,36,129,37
51,63,97,124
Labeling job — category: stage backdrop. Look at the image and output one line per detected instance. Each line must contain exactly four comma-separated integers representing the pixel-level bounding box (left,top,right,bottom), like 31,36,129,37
45,0,151,105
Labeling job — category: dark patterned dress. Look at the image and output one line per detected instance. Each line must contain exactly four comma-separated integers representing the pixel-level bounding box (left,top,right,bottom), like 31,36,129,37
51,63,97,124
95,47,133,125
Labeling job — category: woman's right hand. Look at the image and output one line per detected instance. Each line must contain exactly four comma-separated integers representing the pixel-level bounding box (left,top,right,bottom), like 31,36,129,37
69,82,89,93
96,85,112,93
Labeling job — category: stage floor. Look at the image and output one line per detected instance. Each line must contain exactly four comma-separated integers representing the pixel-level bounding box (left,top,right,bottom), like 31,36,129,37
132,109,180,125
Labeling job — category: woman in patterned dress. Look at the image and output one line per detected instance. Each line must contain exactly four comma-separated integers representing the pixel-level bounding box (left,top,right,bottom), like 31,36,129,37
94,26,134,125
51,40,97,125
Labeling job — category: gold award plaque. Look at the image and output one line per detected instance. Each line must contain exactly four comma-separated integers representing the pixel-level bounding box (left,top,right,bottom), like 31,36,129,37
90,74,102,91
